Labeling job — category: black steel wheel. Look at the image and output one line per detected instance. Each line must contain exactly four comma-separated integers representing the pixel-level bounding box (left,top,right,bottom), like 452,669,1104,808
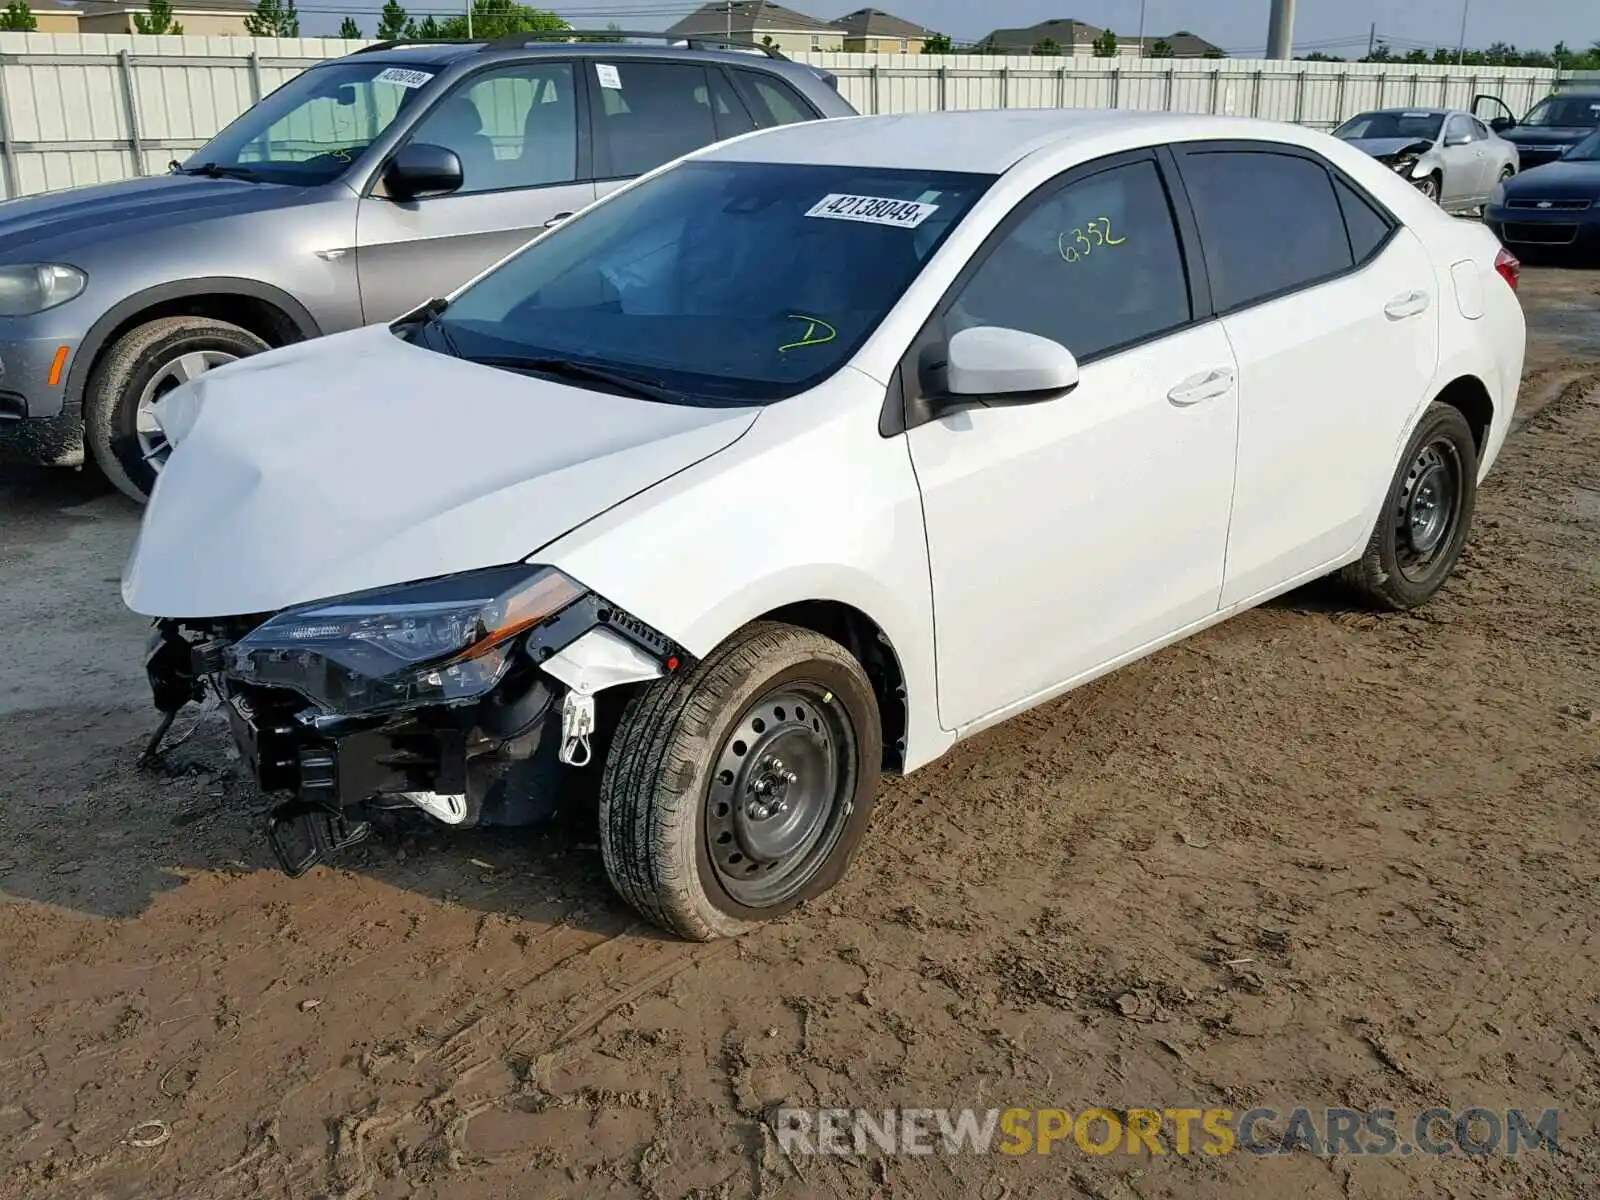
704,682,856,908
600,622,881,941
1341,401,1478,609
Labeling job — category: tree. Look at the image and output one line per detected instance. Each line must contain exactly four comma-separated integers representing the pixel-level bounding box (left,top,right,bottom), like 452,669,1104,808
574,20,624,42
1031,36,1059,56
1360,41,1394,63
376,0,407,38
0,0,36,30
133,0,183,34
1298,51,1345,61
1149,38,1173,58
436,0,565,38
1091,29,1117,57
403,14,439,37
921,31,953,54
243,0,299,36
338,15,361,37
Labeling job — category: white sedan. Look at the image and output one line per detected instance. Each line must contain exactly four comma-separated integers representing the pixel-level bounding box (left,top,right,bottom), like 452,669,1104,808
125,108,1526,940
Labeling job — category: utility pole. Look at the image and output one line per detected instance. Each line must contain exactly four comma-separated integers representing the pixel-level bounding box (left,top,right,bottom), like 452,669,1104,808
466,0,472,38
1265,0,1294,60
1136,0,1146,56
1367,22,1376,58
1455,0,1470,65
726,0,732,40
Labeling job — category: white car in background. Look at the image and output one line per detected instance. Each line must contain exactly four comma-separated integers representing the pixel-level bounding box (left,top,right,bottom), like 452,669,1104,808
124,108,1526,941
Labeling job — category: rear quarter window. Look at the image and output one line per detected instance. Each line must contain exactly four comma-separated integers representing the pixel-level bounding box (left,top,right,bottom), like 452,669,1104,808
734,70,818,127
1178,148,1356,311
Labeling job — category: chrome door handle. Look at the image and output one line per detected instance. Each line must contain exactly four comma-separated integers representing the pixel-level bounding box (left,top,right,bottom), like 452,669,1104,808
542,211,574,228
1384,290,1431,320
1167,367,1235,406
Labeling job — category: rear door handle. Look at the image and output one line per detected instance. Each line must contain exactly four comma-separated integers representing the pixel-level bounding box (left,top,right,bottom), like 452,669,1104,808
1167,367,1235,406
1384,290,1431,320
542,211,574,228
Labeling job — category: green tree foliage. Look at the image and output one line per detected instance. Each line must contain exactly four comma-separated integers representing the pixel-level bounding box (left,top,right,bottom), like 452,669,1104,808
0,0,36,30
243,0,299,37
133,0,184,34
1149,38,1174,58
574,21,624,43
1031,36,1060,56
376,0,407,38
921,31,953,54
338,15,361,37
1091,29,1118,58
436,0,565,39
403,13,440,37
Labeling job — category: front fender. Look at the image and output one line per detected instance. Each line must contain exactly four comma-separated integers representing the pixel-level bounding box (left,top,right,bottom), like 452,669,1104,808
535,373,954,773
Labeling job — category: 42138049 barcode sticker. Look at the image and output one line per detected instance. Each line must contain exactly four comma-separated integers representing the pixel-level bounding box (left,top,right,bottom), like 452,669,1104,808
374,67,434,89
805,193,939,228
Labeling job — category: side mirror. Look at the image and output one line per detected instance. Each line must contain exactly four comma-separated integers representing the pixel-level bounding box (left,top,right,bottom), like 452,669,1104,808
1444,132,1472,147
384,142,464,202
1490,116,1514,133
941,325,1079,405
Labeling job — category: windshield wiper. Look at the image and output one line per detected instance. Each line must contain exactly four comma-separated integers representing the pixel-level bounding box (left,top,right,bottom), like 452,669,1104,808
169,161,262,182
466,355,689,405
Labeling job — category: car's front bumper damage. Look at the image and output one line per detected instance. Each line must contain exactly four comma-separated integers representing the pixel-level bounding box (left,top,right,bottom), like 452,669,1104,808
143,588,688,876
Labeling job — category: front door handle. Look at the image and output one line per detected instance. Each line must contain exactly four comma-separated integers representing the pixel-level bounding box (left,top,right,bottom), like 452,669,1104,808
1167,367,1235,406
1384,290,1431,320
542,211,574,228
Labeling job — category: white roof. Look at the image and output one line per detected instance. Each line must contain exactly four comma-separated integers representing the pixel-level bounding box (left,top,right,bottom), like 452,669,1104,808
699,109,1310,174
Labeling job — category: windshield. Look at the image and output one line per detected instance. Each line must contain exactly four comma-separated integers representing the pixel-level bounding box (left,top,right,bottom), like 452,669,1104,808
1520,96,1600,129
428,160,995,403
1334,111,1443,142
1564,130,1600,161
184,60,440,183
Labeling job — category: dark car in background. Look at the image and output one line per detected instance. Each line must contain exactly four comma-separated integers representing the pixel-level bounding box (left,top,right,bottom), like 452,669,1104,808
1475,91,1600,171
1485,129,1600,259
0,33,854,502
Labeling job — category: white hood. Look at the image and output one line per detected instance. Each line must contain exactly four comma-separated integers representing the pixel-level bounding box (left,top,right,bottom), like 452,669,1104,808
122,325,758,618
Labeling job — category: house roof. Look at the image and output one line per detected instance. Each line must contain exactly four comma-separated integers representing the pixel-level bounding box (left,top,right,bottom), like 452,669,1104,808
829,7,930,39
978,18,1104,50
1137,30,1225,55
666,1,837,37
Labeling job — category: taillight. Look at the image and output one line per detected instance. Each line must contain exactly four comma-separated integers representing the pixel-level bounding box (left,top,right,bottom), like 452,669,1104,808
1495,247,1521,291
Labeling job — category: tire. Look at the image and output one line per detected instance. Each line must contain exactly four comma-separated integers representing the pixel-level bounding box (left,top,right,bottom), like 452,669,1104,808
84,316,268,503
1340,402,1478,610
600,621,882,941
1416,174,1441,204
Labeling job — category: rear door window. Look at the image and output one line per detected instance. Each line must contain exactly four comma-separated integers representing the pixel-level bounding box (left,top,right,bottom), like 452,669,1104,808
1333,176,1395,265
734,70,818,127
1177,147,1355,311
591,60,721,178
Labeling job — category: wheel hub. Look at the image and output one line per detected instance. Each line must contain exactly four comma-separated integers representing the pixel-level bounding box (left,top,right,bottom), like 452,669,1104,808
705,686,853,907
135,349,239,467
1394,439,1461,582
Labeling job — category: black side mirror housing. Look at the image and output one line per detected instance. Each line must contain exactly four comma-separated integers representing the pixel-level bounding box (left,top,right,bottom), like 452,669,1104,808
384,142,464,202
1490,116,1514,134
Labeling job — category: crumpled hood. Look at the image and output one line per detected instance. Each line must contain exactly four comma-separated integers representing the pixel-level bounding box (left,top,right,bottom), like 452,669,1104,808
1346,137,1435,160
0,174,313,258
122,325,759,618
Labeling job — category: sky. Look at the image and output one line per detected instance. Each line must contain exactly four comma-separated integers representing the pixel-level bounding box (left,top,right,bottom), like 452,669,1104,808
304,0,1595,57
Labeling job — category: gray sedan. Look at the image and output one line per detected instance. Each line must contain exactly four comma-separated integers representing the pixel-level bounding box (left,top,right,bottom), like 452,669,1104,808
1333,107,1520,213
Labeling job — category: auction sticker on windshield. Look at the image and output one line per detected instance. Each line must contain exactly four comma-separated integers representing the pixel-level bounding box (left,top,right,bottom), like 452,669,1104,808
375,67,434,89
806,194,939,228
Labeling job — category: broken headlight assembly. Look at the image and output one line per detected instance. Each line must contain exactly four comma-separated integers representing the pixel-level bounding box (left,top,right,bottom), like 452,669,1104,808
225,564,585,716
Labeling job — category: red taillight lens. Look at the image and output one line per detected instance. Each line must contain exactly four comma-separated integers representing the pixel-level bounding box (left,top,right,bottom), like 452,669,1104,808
1495,247,1521,291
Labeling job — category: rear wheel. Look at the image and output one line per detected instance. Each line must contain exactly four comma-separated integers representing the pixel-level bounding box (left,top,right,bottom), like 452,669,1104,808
84,316,268,503
599,622,881,941
1340,402,1478,610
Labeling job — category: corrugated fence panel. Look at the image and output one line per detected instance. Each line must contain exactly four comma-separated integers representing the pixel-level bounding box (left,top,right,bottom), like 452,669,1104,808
0,34,1568,199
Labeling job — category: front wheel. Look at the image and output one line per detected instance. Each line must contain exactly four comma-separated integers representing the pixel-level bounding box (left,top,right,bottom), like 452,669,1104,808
1340,402,1478,610
84,316,268,503
1415,174,1441,204
600,622,882,941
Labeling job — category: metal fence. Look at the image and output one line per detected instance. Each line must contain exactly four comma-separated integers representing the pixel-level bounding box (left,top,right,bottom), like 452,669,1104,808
0,32,1570,201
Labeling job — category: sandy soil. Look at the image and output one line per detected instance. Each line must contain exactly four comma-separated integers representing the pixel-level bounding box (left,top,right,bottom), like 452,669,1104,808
1,269,1597,1200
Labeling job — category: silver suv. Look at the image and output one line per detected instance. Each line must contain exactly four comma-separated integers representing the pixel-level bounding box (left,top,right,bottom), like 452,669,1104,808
0,34,854,501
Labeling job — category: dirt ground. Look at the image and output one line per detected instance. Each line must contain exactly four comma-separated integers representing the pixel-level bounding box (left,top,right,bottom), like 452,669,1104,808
2,268,1598,1200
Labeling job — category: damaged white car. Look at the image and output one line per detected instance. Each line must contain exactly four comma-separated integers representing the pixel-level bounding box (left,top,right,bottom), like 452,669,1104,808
125,109,1525,941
